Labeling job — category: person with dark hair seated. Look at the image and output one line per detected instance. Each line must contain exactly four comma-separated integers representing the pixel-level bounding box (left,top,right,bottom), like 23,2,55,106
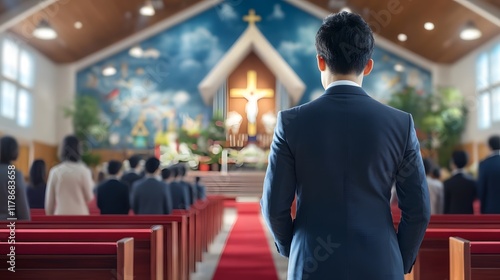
195,176,206,200
131,157,172,214
179,164,198,205
423,158,444,214
478,135,500,214
96,160,130,214
0,136,30,220
27,159,47,209
444,151,477,214
121,155,144,190
162,167,190,210
45,135,94,215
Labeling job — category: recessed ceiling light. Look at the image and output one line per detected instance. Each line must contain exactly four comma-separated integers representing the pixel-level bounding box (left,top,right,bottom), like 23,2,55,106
33,19,57,40
394,63,405,72
74,21,83,29
460,21,482,40
424,22,434,31
140,1,155,16
397,33,407,42
102,65,117,76
341,6,351,13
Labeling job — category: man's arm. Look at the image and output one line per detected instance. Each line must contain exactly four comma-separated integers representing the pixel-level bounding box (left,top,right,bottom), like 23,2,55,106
261,111,296,258
477,163,486,213
395,115,431,274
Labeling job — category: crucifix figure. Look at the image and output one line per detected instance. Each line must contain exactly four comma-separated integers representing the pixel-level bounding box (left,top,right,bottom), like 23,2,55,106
230,70,274,137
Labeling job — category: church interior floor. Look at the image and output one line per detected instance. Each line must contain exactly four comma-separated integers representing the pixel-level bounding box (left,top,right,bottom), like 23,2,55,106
191,200,288,280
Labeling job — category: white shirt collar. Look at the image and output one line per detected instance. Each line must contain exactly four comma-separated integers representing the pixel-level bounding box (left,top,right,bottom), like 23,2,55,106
493,150,500,156
452,169,465,176
326,80,361,90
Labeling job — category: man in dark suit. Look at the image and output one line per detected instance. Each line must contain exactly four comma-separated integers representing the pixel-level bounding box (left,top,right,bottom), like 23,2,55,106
121,155,143,191
194,176,206,200
96,160,130,214
261,12,430,280
444,151,477,214
131,157,172,214
478,135,500,214
179,164,198,205
162,167,190,210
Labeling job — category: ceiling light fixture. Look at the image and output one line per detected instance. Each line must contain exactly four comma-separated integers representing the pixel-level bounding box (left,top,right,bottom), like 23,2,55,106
397,33,407,42
460,21,482,40
140,1,155,16
32,19,57,40
424,22,434,31
74,21,83,29
102,65,117,76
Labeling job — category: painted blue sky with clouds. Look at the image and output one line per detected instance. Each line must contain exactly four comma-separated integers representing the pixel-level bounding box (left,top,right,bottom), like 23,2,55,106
77,0,432,148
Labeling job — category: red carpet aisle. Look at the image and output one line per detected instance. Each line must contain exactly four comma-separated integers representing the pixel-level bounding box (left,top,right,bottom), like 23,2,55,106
212,202,279,280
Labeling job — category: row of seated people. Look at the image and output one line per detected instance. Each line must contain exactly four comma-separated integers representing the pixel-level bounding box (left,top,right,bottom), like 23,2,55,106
0,135,206,220
96,157,206,215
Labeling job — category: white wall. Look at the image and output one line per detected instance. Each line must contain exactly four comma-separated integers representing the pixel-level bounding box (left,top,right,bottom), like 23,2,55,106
0,33,60,146
448,34,500,144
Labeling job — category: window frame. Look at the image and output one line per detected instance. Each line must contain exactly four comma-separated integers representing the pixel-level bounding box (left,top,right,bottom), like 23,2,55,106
477,44,500,130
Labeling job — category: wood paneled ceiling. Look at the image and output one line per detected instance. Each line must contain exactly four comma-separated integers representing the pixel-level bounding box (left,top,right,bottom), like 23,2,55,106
1,0,500,64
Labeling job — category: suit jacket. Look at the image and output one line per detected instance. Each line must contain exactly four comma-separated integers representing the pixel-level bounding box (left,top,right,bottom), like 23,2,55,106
131,177,172,214
478,153,500,214
443,173,476,214
0,165,30,220
261,85,430,280
121,171,143,191
169,181,191,210
181,180,198,205
97,179,130,214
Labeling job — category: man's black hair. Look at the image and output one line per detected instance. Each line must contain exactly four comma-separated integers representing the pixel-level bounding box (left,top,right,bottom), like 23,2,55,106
179,164,186,177
422,158,433,175
170,166,179,178
144,157,160,174
452,150,469,169
107,160,123,176
128,155,141,169
488,135,500,150
0,136,19,164
432,167,441,180
161,168,171,180
315,11,374,75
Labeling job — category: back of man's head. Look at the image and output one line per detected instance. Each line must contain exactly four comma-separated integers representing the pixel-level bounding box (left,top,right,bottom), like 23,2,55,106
452,150,469,169
128,155,141,169
432,167,441,180
195,176,201,184
423,158,433,175
145,157,160,174
107,160,122,176
170,166,179,178
488,135,500,151
315,11,374,75
179,164,187,177
161,168,171,180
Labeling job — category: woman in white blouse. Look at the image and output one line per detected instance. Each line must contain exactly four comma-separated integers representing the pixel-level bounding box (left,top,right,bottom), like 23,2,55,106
45,135,94,215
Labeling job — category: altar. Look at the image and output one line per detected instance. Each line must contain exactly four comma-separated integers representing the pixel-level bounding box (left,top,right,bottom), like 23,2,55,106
186,171,266,198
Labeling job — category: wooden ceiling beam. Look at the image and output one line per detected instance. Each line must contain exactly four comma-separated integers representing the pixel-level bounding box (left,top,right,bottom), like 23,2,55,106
455,0,500,27
0,0,60,33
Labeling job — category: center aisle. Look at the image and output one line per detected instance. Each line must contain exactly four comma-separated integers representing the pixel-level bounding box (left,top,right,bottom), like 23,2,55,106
212,202,279,280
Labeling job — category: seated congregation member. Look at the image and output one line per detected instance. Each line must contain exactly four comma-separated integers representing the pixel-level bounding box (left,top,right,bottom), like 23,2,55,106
45,135,94,215
195,176,206,200
27,159,47,209
162,167,190,210
179,164,197,204
423,158,444,214
478,135,500,214
121,155,143,191
131,157,172,214
444,151,477,214
96,160,130,214
0,136,30,220
170,165,192,206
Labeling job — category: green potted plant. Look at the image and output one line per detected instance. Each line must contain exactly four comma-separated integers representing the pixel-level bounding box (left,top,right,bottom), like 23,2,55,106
63,95,109,167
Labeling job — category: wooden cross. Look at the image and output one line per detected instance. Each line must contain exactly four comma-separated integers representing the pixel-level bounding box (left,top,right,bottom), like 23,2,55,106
243,9,261,26
230,70,274,100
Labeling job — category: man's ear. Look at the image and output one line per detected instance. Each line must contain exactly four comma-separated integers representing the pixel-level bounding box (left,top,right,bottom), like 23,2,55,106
363,59,374,76
317,55,327,72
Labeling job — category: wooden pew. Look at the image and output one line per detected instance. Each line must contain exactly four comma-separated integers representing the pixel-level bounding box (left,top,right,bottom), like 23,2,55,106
411,229,500,280
450,237,500,280
0,238,134,280
3,216,182,280
0,226,162,280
